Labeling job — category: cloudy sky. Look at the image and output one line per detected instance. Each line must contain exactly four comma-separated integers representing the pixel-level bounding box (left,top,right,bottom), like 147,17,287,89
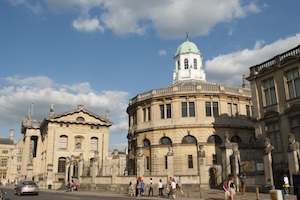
1,0,300,151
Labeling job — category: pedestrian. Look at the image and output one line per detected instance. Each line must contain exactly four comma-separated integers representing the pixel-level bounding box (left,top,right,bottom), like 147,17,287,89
228,175,236,200
129,181,135,197
167,177,172,197
135,179,140,197
176,176,184,195
222,177,230,200
75,178,80,191
283,174,290,196
140,179,145,196
148,178,154,196
67,181,71,192
171,178,177,200
158,179,164,197
239,173,246,195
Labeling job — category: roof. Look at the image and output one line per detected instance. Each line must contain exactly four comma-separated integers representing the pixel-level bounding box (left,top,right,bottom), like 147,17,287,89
175,37,201,57
0,138,14,145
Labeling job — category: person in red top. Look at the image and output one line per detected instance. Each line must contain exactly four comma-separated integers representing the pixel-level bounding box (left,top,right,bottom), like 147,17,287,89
167,177,172,197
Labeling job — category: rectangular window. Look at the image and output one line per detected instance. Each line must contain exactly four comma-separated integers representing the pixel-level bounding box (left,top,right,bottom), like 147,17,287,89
148,107,151,121
90,138,98,151
188,155,193,168
182,102,195,117
0,158,7,167
227,103,232,116
59,136,68,149
263,78,277,106
233,103,238,117
165,156,168,169
291,117,300,142
213,102,219,117
2,150,8,154
206,102,219,117
182,102,187,117
286,68,300,99
166,104,172,118
143,108,146,122
246,105,251,117
146,156,150,170
160,104,165,119
268,121,282,152
189,102,195,117
205,102,211,116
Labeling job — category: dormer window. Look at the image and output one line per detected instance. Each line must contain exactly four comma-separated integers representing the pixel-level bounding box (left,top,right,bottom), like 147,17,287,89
184,59,189,69
194,59,197,69
76,117,85,122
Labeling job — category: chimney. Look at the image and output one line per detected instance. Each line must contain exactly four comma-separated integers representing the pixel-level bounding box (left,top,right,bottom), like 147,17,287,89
9,129,14,141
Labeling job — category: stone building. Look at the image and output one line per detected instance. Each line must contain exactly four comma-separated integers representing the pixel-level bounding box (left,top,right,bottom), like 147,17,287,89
0,129,14,183
247,45,300,189
127,37,263,188
14,104,113,189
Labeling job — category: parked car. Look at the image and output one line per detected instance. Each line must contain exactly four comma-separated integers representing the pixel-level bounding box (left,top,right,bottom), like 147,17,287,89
14,181,39,195
0,189,11,200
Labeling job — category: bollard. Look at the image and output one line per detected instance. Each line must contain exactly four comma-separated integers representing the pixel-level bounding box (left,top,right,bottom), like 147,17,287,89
256,187,259,200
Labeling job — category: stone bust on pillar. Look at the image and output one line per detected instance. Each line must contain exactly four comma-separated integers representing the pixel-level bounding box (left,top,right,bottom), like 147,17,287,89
224,131,230,143
263,138,274,155
288,133,300,157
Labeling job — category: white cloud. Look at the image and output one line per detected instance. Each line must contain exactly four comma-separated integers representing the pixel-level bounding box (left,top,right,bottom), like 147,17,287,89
158,50,167,56
9,0,263,38
0,76,129,139
205,34,300,87
72,17,104,32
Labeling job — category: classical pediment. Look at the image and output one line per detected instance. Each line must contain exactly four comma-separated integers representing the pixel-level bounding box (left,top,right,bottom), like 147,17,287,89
41,105,113,127
262,109,279,119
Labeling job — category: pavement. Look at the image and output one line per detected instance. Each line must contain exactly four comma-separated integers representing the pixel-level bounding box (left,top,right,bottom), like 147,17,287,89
38,188,298,200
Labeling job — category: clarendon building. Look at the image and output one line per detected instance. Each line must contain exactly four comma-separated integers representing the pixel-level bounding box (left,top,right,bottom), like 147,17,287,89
247,45,300,189
126,37,265,189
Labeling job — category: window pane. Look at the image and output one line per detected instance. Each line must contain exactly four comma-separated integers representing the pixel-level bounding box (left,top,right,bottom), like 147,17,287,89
148,107,151,121
206,102,211,116
188,155,193,168
189,102,195,117
160,104,165,119
182,102,187,117
295,78,300,97
213,102,219,117
166,104,171,118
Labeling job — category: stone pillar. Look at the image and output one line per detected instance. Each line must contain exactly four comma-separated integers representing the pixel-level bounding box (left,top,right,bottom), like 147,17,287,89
65,157,70,182
26,164,33,180
220,142,233,180
46,164,53,189
263,138,274,189
198,145,206,187
22,135,31,176
111,158,119,184
78,153,84,178
70,156,74,179
167,148,174,179
288,151,299,186
231,143,240,192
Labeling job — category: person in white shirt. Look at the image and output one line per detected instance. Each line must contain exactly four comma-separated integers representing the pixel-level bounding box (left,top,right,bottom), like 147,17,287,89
171,178,177,200
283,174,290,195
158,179,164,196
148,178,154,196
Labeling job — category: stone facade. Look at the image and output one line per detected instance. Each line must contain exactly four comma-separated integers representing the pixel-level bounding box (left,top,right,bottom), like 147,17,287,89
0,129,14,183
247,45,300,189
127,38,264,189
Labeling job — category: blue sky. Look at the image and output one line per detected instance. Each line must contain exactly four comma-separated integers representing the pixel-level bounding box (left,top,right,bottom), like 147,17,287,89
1,0,300,151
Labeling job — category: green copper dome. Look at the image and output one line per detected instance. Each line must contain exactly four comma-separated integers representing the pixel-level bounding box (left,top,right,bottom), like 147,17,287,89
175,37,201,56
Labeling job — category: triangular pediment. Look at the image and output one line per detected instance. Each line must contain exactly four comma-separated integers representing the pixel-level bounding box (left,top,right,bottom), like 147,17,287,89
41,106,113,127
284,103,300,114
262,109,279,119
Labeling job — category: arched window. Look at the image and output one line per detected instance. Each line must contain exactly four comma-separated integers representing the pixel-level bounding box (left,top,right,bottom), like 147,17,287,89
231,135,242,143
207,135,222,144
182,135,197,144
143,139,150,147
90,137,98,151
184,59,189,69
58,157,66,172
76,117,85,122
160,137,172,145
59,135,68,149
194,59,197,69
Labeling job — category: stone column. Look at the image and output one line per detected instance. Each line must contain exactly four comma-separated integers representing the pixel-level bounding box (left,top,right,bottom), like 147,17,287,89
167,147,174,179
70,156,74,179
78,153,84,178
26,164,33,180
287,133,300,187
111,158,119,184
263,138,274,189
22,135,31,176
46,164,53,189
137,148,145,178
65,157,70,182
220,142,233,180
